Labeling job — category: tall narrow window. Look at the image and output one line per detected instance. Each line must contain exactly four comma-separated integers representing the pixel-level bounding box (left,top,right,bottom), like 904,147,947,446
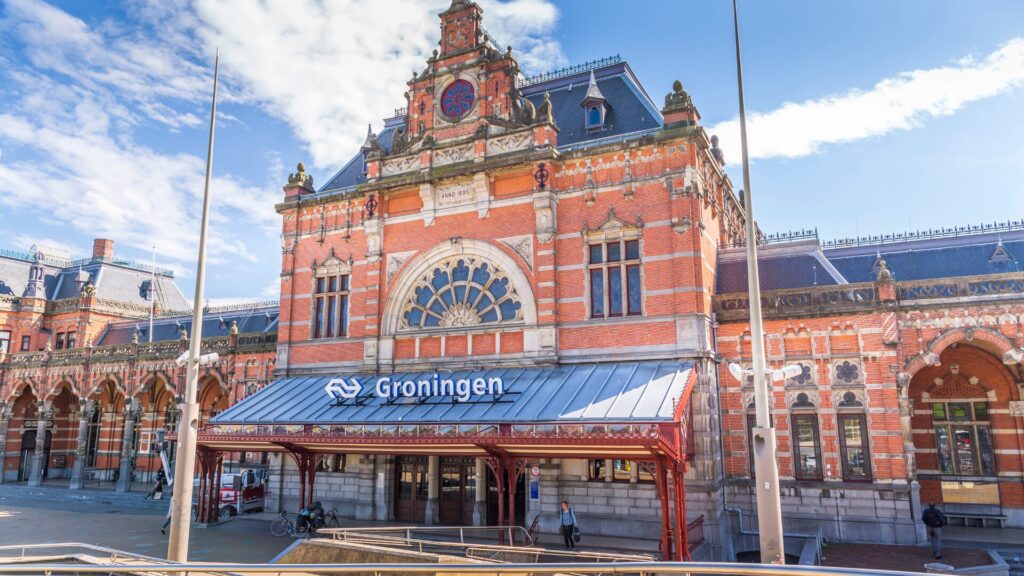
0,330,10,354
588,239,642,318
66,331,76,350
312,274,349,339
55,332,65,350
792,414,822,480
20,335,31,351
838,414,871,481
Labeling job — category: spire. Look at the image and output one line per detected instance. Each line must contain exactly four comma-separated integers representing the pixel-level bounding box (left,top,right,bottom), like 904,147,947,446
581,70,606,104
360,123,376,152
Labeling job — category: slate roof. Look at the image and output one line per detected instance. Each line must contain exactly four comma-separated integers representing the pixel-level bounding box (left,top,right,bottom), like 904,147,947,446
521,61,662,149
824,230,1024,283
716,228,1024,293
95,303,279,345
317,60,662,195
0,251,188,309
319,126,398,194
211,361,692,425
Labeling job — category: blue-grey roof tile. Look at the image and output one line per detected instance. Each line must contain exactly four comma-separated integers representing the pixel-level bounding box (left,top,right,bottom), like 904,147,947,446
211,361,693,425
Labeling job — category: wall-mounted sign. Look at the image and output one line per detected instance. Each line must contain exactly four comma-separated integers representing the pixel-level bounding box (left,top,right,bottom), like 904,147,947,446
529,479,539,501
530,465,541,477
326,374,505,403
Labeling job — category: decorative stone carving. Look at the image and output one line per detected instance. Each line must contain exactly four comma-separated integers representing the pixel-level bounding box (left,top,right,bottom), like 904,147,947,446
899,397,915,417
286,163,314,191
314,255,351,277
433,143,473,167
533,189,556,244
381,154,420,177
436,180,475,207
663,80,694,112
672,216,691,235
833,360,863,385
536,92,556,126
785,362,816,387
386,251,416,286
364,217,383,264
786,389,818,408
1009,401,1024,417
498,235,533,270
486,131,532,156
833,388,867,409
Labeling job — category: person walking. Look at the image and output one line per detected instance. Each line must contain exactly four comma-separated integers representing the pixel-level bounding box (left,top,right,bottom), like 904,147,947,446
922,503,948,559
145,468,166,500
559,500,578,550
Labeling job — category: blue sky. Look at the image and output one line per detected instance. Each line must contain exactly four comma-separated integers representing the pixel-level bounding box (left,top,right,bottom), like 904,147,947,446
0,0,1022,303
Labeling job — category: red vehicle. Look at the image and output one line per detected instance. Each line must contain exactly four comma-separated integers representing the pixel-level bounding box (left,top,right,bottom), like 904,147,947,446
195,469,267,517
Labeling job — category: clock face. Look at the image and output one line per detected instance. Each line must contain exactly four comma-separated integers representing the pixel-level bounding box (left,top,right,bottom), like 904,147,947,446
440,80,475,120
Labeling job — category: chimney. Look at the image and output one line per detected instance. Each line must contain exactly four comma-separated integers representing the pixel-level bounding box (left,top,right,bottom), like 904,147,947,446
92,238,114,260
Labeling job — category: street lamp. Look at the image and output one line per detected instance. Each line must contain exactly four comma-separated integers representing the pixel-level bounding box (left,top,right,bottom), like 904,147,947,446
731,0,787,564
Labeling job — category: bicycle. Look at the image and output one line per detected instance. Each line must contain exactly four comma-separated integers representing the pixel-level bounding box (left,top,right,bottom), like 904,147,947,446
270,511,310,537
322,507,341,529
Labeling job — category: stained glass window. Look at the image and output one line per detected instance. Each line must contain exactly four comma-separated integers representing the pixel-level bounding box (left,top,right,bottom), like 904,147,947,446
400,257,522,330
441,80,475,119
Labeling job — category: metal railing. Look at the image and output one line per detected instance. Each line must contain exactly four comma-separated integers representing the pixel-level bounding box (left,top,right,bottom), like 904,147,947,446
322,525,535,547
0,559,938,576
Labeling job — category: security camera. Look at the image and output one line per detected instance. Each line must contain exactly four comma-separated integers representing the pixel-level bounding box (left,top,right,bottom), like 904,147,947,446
175,351,219,368
771,364,804,382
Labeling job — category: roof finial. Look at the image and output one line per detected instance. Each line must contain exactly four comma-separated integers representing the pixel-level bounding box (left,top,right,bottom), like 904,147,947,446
581,70,606,104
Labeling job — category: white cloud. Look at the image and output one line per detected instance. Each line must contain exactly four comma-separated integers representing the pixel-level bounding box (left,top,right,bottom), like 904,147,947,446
709,38,1024,164
192,0,566,167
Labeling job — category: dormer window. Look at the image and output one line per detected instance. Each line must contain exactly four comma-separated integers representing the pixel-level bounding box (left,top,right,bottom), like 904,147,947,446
580,70,608,131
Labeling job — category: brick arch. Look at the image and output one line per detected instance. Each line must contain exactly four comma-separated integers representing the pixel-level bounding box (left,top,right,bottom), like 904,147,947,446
903,326,1017,380
4,380,38,404
910,344,1018,402
380,238,537,337
45,379,79,403
137,372,173,401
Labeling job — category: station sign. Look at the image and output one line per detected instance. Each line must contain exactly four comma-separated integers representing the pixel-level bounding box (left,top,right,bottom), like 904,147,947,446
325,373,506,403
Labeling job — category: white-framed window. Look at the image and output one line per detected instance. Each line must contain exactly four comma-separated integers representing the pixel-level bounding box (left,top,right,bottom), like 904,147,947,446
0,330,10,354
588,239,642,318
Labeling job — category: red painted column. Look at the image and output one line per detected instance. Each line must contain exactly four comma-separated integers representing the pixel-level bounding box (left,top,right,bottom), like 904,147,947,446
211,452,223,523
505,458,517,529
672,463,690,561
655,459,671,560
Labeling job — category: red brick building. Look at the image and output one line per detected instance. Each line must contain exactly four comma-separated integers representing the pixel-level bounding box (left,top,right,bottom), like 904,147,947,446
3,0,1022,562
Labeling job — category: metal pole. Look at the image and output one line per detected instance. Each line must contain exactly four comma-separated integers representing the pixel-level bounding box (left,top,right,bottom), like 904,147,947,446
167,48,219,562
732,0,785,564
149,246,156,343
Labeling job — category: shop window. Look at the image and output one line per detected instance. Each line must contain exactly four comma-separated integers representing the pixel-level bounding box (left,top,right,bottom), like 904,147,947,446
0,330,10,354
20,335,31,351
792,414,822,481
931,400,996,477
55,332,65,350
587,459,607,481
588,459,652,483
317,454,346,473
838,414,871,481
588,239,642,318
313,274,349,339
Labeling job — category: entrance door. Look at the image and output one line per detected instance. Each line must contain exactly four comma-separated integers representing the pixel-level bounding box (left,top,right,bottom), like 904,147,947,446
484,466,526,526
439,457,476,525
394,456,428,522
18,430,52,482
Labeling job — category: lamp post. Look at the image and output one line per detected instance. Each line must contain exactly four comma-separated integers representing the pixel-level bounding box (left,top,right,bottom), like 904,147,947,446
167,49,219,562
731,0,786,564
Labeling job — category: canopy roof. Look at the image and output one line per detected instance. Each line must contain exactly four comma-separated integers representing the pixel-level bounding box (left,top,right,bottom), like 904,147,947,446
196,362,695,461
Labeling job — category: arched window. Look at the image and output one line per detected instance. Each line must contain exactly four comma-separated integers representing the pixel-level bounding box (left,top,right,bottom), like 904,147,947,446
931,399,996,476
400,257,523,330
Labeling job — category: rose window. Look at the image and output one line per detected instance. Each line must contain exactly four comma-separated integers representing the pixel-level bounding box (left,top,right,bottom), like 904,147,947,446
836,361,860,383
400,257,522,330
441,80,475,120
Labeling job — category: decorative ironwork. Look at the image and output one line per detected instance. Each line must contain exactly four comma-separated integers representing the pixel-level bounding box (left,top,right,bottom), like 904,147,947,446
364,193,378,218
823,220,1024,249
728,228,818,248
521,54,622,86
399,256,523,330
394,106,408,117
533,163,549,189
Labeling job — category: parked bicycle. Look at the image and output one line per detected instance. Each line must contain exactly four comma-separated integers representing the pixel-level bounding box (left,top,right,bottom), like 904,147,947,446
320,507,341,529
270,511,310,537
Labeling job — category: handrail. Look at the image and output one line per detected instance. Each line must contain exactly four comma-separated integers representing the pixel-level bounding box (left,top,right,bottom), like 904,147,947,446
0,561,937,575
321,525,535,547
0,542,173,564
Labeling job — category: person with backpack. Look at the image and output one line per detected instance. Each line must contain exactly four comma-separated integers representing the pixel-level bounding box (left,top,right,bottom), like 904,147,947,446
921,503,948,559
559,500,579,550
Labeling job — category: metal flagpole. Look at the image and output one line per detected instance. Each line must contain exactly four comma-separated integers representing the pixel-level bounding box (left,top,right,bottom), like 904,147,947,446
149,246,156,343
732,0,786,564
167,48,219,563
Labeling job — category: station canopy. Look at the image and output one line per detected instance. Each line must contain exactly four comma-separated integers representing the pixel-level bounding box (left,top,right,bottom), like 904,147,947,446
196,361,696,461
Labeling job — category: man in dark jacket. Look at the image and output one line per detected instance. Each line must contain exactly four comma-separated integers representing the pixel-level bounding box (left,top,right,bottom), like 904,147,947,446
921,503,947,559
